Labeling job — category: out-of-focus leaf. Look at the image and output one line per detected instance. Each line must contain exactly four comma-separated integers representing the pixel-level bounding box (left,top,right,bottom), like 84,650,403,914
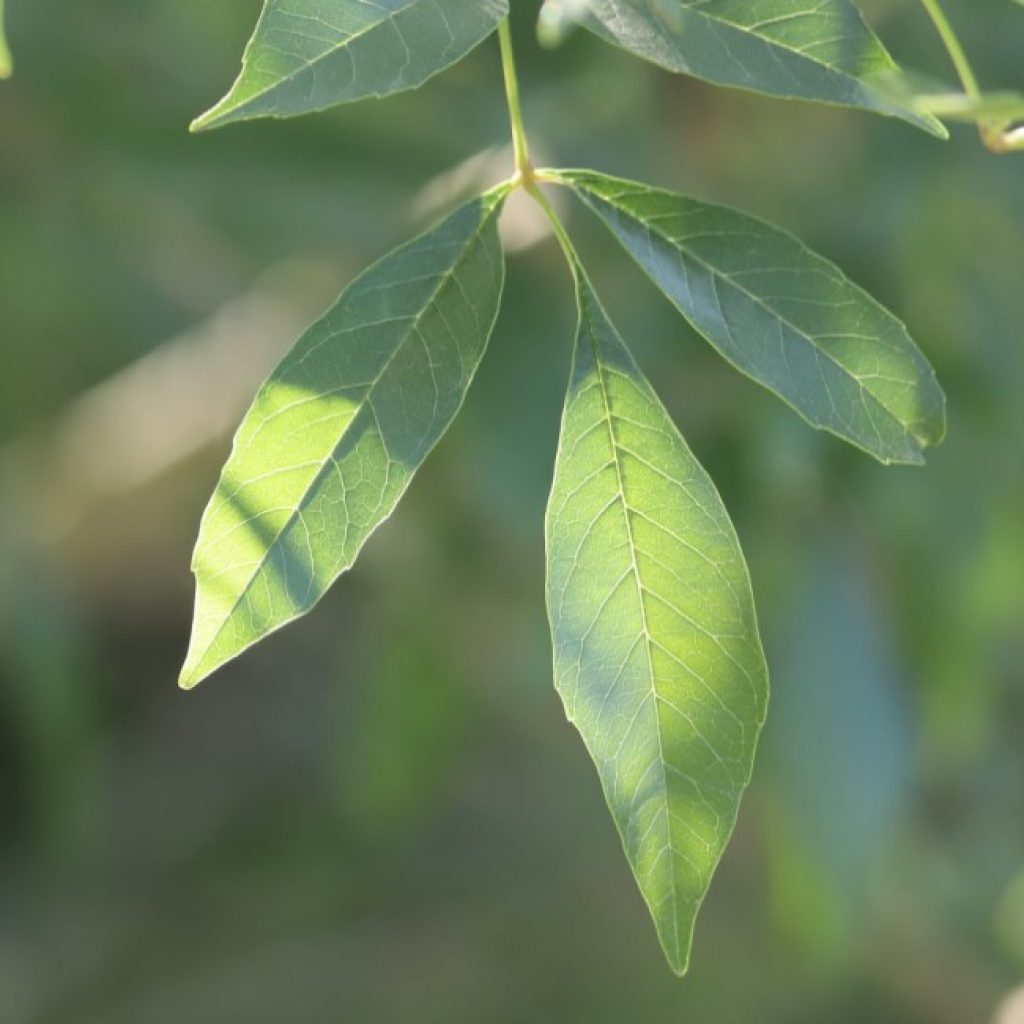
560,0,945,135
537,0,587,48
554,169,946,465
546,253,769,975
180,188,508,689
192,0,508,131
338,613,470,840
764,540,913,957
994,865,1024,969
0,0,11,78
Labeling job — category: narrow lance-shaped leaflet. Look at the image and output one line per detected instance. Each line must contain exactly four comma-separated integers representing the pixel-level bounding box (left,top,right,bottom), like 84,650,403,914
546,249,769,974
180,187,508,688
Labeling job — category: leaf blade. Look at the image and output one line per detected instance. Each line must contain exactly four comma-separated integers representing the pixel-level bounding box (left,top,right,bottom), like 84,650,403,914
180,188,508,688
546,259,769,974
568,0,944,134
556,169,946,465
193,0,508,131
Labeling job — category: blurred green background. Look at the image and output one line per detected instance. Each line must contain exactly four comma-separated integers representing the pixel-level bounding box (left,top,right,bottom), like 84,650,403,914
2,1,1023,1020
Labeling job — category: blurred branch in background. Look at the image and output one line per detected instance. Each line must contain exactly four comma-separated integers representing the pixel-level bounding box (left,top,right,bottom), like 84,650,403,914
0,262,331,545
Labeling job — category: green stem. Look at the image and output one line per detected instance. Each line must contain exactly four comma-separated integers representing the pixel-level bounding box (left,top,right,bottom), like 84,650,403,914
525,180,576,268
498,17,531,180
493,29,581,271
496,23,577,269
917,0,980,99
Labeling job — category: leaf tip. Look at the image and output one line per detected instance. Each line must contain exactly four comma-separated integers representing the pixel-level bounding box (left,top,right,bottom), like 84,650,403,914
923,115,951,141
665,948,691,978
189,107,220,133
652,905,696,977
178,644,215,691
177,664,205,691
886,101,948,139
189,90,240,132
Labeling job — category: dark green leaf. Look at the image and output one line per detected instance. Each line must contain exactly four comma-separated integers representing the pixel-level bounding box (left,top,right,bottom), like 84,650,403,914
546,254,769,974
566,0,945,135
555,169,946,465
180,188,508,688
193,0,508,131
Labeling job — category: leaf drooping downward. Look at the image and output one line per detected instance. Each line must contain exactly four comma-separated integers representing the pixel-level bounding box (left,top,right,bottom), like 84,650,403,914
546,254,769,974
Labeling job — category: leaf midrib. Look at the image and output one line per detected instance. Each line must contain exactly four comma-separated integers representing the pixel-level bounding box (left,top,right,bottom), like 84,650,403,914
578,280,683,967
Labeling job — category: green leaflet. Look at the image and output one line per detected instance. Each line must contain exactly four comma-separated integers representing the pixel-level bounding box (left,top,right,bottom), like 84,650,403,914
179,188,508,689
546,254,769,975
0,0,11,79
554,169,946,466
192,0,508,131
565,0,945,135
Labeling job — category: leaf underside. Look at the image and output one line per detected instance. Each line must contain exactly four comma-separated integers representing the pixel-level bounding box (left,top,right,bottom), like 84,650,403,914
546,258,769,974
572,0,945,135
193,0,508,130
180,189,507,688
558,169,946,466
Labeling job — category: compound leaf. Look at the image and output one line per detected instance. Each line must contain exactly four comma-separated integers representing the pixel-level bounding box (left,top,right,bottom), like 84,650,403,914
180,188,508,688
193,0,508,131
546,254,769,975
565,0,944,135
556,169,946,465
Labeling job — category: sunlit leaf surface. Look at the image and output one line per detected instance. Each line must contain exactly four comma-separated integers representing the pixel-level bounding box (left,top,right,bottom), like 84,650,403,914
546,256,769,974
181,188,508,688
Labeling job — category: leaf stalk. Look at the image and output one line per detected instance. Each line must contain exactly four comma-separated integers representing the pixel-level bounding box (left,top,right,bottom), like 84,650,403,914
524,178,576,268
498,17,532,183
914,0,1023,152
917,0,979,99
